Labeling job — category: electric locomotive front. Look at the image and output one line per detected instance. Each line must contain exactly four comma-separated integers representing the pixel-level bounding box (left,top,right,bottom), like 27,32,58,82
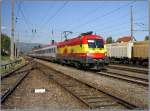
57,32,108,70
80,32,108,70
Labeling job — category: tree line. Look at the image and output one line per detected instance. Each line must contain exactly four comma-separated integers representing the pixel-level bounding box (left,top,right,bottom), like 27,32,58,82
1,34,10,56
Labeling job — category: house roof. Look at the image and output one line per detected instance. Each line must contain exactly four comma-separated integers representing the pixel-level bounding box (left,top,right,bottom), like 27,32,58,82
117,36,133,42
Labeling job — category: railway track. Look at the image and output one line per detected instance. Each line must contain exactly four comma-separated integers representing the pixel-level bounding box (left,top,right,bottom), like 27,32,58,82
107,64,148,74
34,58,148,86
97,71,148,87
38,63,140,110
99,65,149,87
1,61,34,103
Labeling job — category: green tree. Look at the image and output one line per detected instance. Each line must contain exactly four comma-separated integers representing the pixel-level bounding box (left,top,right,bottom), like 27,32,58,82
145,35,149,41
106,36,114,44
1,34,10,55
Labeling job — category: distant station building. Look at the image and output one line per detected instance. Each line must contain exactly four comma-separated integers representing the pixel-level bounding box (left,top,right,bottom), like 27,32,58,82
116,36,133,43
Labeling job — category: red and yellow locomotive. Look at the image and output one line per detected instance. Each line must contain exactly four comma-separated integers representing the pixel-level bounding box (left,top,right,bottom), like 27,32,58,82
29,32,108,70
56,32,108,70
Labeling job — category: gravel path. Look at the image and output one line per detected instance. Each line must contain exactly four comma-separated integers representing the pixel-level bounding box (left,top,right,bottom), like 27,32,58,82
35,59,148,109
1,68,86,109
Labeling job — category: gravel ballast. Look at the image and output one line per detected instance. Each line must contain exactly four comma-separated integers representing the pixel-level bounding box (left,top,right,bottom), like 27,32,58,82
1,68,86,109
35,59,148,109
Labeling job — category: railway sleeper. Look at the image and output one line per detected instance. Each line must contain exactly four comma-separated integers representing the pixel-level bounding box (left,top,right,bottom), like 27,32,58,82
79,95,107,99
86,98,114,103
90,102,121,109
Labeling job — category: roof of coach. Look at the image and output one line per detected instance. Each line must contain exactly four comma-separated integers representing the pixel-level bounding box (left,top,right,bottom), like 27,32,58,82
32,44,57,52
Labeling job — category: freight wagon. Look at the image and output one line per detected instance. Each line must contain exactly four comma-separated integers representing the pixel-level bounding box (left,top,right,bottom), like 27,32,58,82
132,41,148,65
106,41,149,66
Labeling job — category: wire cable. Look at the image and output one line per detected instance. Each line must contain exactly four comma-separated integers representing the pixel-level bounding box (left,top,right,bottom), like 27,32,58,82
39,1,68,30
69,1,136,31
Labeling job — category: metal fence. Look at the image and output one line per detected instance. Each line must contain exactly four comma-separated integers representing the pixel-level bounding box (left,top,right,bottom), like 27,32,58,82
0,59,22,70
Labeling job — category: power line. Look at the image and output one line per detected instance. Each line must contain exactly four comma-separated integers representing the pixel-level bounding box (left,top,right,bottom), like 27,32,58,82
38,3,55,28
11,0,15,60
92,14,130,32
18,2,38,43
20,3,33,30
69,1,136,31
16,1,22,17
58,3,105,31
39,1,68,30
99,23,130,34
110,30,130,38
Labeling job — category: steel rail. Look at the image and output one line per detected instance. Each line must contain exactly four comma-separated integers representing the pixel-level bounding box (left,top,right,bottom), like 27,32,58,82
1,60,34,80
96,72,148,87
1,70,30,103
104,70,148,82
107,65,148,74
38,62,140,110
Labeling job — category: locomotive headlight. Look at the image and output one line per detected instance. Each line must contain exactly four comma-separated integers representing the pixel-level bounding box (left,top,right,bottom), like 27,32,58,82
86,51,89,56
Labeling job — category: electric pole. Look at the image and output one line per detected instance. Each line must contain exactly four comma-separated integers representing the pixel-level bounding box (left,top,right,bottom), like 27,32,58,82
11,0,15,60
16,35,20,58
0,0,2,58
149,0,150,40
130,6,133,40
130,6,136,41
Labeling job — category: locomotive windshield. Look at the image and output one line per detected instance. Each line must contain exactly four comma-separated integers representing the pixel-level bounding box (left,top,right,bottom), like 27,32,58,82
88,39,104,48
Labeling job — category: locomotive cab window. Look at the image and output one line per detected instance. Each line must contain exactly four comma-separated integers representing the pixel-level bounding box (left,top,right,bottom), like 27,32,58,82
88,39,104,48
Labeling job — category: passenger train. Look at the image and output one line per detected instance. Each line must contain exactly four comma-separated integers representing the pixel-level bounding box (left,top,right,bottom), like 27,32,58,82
29,32,109,70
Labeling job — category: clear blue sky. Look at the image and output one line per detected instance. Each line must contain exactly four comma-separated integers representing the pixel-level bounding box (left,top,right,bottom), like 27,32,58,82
2,0,149,44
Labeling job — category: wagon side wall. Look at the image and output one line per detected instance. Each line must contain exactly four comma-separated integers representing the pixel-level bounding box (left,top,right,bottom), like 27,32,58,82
132,41,149,59
106,42,133,58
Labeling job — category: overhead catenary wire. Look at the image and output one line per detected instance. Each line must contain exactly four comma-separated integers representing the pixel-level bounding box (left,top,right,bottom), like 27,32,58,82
57,2,105,31
90,14,130,32
39,1,68,31
15,1,22,19
111,30,130,37
68,1,136,31
19,3,33,30
37,3,55,29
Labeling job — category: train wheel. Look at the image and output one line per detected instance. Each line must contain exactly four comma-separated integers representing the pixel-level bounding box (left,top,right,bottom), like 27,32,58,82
75,62,81,69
